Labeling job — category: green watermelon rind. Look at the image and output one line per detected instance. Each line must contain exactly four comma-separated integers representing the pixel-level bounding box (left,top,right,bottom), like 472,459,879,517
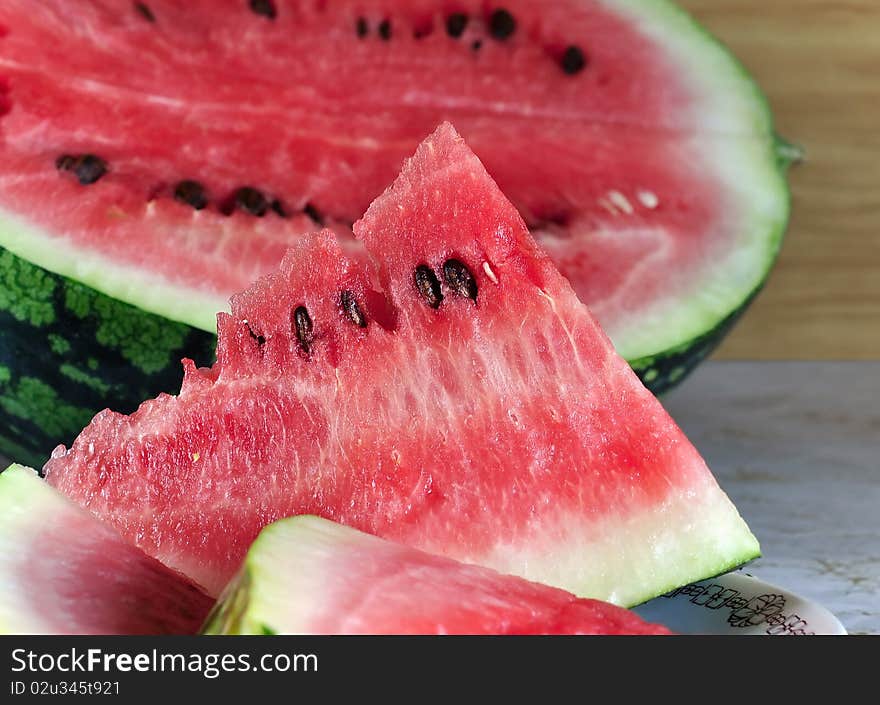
630,133,798,394
0,245,215,467
602,0,795,364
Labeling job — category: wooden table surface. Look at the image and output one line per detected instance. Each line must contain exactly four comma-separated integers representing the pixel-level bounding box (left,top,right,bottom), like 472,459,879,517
664,361,879,635
679,1,880,360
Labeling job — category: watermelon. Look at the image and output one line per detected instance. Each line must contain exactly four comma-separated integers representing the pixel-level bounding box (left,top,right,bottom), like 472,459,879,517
46,124,759,606
0,464,212,635
204,516,672,635
0,0,792,463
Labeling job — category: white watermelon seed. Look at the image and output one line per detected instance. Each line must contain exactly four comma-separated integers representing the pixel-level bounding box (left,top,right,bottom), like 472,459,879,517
482,261,499,284
608,190,634,215
637,190,660,209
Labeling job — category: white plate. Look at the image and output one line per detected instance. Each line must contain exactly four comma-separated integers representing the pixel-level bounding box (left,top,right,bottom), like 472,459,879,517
633,571,847,635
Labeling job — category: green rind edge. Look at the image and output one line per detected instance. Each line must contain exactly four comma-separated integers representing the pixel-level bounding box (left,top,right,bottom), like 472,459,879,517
598,0,794,371
631,287,759,395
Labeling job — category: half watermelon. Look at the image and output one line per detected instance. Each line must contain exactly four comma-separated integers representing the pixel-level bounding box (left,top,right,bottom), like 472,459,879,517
46,124,759,606
0,464,212,635
0,0,792,463
204,516,672,635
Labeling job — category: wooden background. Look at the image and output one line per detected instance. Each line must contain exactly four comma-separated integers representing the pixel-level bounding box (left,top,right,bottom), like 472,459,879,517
678,1,880,359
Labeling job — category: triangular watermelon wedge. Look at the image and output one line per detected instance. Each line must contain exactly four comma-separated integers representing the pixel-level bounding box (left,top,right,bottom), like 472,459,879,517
46,124,759,605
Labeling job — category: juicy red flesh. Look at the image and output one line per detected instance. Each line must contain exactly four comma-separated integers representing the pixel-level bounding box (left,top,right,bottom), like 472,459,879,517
46,126,723,598
0,0,726,340
17,501,212,635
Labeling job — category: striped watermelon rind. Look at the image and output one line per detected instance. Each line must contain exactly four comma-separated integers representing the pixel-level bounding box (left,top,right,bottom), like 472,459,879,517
0,247,215,466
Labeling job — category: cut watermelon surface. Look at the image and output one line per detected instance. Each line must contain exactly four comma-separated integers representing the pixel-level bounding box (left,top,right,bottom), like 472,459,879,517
0,0,791,462
46,125,759,605
0,464,212,635
204,516,672,635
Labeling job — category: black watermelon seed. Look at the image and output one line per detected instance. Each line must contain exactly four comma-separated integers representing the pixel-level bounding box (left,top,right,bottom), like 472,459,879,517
356,17,368,37
55,155,76,171
247,324,266,348
414,265,443,309
471,39,483,52
57,154,107,185
378,19,392,40
442,259,478,302
561,45,587,75
249,0,276,20
293,306,314,353
234,187,269,217
174,180,208,210
134,2,155,22
340,290,367,328
271,199,288,217
488,8,516,40
303,202,324,225
446,13,468,38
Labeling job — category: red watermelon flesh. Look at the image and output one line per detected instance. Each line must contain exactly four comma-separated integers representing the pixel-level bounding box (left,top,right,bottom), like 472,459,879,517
0,0,788,362
204,516,672,635
45,124,759,605
0,464,212,635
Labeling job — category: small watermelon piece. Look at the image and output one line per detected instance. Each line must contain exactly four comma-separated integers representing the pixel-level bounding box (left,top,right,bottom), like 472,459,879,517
46,124,759,606
0,0,792,461
204,516,672,635
0,464,212,635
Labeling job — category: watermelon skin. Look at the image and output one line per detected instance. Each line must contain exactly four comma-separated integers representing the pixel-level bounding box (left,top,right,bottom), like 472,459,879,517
46,124,759,606
204,516,672,635
0,246,216,467
0,464,212,635
0,0,791,457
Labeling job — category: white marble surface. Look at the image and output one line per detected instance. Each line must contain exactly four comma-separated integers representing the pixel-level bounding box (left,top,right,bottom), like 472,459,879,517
663,361,879,635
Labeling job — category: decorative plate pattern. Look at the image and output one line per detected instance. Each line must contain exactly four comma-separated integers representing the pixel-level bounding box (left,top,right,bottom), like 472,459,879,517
634,572,847,635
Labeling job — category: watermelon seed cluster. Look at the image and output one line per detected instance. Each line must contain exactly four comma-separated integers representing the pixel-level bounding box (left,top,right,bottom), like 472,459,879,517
349,7,584,76
415,259,479,309
53,153,325,224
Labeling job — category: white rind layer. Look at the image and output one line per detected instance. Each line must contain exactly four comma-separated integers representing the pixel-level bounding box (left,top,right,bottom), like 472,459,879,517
0,208,227,332
214,475,759,634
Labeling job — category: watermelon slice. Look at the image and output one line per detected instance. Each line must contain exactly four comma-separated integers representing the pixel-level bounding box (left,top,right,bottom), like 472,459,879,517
0,464,212,635
0,0,792,463
204,516,672,635
46,124,759,605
